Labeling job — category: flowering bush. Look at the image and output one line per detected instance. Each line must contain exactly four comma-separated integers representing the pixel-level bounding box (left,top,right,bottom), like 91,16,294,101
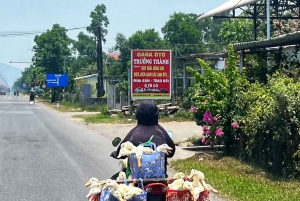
186,44,300,177
201,111,224,146
187,44,248,150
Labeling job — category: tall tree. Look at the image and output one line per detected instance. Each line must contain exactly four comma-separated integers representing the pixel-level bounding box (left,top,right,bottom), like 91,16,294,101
190,13,228,51
218,19,254,46
161,12,204,55
86,4,109,43
115,29,165,76
73,32,97,63
32,24,73,74
115,33,130,61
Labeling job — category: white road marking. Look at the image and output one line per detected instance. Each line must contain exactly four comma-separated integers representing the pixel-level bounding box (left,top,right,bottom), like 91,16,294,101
0,102,31,104
0,111,33,114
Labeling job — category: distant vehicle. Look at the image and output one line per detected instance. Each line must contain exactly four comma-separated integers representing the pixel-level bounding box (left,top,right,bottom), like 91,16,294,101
160,88,168,93
0,91,6,95
135,87,143,93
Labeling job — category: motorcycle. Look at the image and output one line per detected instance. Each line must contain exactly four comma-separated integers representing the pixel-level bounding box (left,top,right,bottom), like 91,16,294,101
111,131,174,201
29,91,35,105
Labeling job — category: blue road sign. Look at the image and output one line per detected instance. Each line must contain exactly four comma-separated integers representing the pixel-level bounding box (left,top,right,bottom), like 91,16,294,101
46,74,68,87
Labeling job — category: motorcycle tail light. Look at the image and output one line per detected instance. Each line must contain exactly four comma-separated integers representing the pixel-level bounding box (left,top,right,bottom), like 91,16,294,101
146,188,152,193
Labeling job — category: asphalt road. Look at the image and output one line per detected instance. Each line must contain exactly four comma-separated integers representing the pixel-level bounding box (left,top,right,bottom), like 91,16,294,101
0,93,119,200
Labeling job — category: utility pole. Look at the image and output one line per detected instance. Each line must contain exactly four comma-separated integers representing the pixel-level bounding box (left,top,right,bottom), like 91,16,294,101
97,26,104,98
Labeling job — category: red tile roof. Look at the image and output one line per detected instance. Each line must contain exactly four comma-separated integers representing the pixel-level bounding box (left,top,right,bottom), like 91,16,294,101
107,53,120,60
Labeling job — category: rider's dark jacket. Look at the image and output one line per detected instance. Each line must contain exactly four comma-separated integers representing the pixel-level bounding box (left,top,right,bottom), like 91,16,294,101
111,100,176,176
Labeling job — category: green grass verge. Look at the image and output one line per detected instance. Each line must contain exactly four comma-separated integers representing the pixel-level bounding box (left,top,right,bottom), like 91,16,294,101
73,113,194,124
171,154,300,201
39,99,195,123
40,99,104,113
73,113,134,124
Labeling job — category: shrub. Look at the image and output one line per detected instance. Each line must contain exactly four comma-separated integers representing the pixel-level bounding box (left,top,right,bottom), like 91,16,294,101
180,43,300,177
175,108,194,120
99,105,110,117
187,44,249,153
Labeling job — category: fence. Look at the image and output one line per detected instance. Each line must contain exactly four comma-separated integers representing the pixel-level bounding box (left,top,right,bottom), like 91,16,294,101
63,93,107,107
62,92,183,109
82,97,107,107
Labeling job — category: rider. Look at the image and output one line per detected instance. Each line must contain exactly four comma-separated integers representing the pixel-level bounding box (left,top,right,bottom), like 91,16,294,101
110,100,176,179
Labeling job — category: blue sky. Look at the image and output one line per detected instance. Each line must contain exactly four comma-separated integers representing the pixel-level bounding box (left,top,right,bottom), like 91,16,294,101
0,0,228,70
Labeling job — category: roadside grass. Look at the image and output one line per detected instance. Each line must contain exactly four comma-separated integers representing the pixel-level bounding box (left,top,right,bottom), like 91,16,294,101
171,153,300,201
73,111,194,124
182,136,203,145
74,113,136,124
40,99,103,113
40,98,195,123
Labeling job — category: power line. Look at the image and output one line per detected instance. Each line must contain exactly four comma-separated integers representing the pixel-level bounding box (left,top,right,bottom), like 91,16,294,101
0,26,88,38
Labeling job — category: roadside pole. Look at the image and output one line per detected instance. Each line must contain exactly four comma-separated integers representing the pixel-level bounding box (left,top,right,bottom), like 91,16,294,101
97,26,104,98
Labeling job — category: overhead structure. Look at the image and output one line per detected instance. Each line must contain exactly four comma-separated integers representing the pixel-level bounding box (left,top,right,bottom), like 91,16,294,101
233,31,300,51
196,0,300,40
196,0,260,21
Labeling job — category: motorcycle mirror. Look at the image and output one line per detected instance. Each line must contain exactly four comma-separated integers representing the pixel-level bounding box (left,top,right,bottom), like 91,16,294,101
112,137,122,147
167,131,173,138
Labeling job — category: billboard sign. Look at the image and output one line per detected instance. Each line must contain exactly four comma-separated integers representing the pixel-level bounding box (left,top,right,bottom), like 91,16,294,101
131,50,171,100
46,73,68,87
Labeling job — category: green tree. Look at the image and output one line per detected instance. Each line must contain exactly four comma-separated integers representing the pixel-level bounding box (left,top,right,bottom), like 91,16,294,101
104,57,123,78
190,13,228,51
73,32,97,64
12,77,23,90
113,29,166,95
86,4,109,43
115,29,165,76
161,12,204,54
32,24,73,74
218,19,254,46
115,33,130,67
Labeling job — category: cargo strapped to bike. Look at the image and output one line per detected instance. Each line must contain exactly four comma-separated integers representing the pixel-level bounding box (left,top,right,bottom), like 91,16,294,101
128,137,166,179
124,178,147,201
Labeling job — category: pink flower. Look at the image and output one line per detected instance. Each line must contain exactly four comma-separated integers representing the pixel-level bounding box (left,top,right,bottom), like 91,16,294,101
215,127,224,137
231,122,239,129
203,111,213,124
204,129,211,135
190,106,197,113
202,125,211,135
202,138,206,143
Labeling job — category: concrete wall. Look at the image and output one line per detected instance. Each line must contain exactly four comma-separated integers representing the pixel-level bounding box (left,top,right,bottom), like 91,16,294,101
75,75,107,97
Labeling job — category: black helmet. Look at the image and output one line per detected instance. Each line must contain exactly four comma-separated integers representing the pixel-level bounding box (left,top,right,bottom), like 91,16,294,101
135,100,159,126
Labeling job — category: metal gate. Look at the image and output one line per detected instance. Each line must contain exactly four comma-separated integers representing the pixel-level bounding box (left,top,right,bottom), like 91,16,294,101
107,84,127,110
